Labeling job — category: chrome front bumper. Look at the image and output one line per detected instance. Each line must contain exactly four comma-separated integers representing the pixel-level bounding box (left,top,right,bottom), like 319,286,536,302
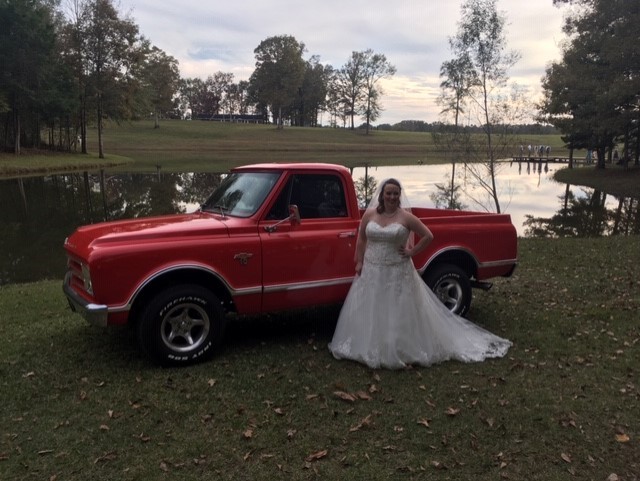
63,273,109,327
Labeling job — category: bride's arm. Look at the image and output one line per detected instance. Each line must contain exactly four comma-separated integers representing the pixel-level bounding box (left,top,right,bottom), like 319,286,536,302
354,213,371,274
402,213,433,257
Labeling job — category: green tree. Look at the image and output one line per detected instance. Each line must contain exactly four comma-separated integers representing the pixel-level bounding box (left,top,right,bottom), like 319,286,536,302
249,35,306,129
76,0,142,158
291,56,332,127
225,80,252,116
0,0,58,153
541,0,640,168
140,46,180,128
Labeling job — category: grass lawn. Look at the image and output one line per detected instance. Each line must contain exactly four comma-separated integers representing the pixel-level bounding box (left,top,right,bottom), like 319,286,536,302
1,236,638,480
554,164,640,200
1,120,572,176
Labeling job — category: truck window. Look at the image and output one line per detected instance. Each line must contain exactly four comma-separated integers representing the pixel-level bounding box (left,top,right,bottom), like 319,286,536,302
202,172,280,217
266,174,348,219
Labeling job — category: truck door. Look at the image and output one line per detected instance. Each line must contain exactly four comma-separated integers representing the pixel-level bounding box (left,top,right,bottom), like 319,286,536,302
259,173,358,311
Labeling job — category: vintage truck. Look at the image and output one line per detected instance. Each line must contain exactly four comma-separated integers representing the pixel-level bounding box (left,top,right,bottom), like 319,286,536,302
63,163,517,366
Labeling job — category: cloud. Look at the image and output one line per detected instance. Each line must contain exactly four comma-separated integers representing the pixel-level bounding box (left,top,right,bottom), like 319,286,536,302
119,0,568,124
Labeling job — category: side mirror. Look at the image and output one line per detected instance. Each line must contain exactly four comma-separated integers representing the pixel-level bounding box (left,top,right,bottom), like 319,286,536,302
288,205,300,225
264,204,301,233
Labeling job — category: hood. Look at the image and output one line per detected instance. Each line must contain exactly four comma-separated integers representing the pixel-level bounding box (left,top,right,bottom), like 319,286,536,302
64,212,229,256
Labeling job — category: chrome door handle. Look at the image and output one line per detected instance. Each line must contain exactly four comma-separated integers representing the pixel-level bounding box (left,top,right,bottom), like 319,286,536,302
338,231,356,238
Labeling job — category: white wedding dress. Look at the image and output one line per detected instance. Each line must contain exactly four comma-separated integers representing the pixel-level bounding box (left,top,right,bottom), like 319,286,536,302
329,221,512,369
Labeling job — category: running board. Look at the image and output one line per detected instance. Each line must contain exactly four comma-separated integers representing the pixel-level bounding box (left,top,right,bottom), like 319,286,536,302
470,280,493,291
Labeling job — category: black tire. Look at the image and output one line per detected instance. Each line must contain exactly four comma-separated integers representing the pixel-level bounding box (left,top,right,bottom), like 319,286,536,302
137,285,225,366
424,264,472,317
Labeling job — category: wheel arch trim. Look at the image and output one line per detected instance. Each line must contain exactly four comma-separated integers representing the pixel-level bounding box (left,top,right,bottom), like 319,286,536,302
417,247,480,276
109,264,261,315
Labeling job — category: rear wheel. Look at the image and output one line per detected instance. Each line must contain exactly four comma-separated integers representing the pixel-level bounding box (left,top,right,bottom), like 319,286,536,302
424,264,472,316
137,285,225,366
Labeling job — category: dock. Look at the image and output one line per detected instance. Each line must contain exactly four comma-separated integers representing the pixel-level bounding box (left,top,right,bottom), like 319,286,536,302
511,156,586,164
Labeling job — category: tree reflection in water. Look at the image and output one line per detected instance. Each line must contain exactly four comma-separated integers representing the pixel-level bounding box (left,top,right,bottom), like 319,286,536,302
0,168,638,285
524,185,640,237
0,172,223,285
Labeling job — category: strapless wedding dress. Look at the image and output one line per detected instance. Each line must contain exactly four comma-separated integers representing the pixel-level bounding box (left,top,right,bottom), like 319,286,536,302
328,221,512,369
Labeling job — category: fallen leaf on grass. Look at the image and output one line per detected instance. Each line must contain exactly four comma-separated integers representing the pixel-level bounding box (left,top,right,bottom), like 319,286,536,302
94,451,117,464
445,407,460,416
334,391,357,402
305,450,328,462
349,414,372,432
615,434,630,443
356,391,372,400
243,428,254,439
561,453,572,463
417,418,430,428
207,378,217,387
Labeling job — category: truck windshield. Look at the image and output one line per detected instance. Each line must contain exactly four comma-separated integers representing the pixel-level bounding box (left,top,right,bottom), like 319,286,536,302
201,172,281,217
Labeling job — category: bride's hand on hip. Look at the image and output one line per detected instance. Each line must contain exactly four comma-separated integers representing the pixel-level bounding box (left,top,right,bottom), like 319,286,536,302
355,261,363,275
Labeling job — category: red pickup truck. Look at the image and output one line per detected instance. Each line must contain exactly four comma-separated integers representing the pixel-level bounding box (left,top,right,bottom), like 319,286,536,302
63,163,517,365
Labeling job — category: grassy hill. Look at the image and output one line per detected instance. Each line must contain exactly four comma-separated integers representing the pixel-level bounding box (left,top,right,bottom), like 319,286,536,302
0,120,569,176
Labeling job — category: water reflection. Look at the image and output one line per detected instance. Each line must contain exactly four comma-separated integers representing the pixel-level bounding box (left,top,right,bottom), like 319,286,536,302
0,163,637,285
351,162,639,239
0,172,224,285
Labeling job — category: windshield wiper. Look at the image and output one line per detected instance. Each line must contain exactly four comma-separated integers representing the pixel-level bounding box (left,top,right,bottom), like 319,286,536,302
202,204,228,217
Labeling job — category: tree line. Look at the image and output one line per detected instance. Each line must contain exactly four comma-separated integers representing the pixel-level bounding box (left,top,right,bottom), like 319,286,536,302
0,0,396,156
539,0,640,168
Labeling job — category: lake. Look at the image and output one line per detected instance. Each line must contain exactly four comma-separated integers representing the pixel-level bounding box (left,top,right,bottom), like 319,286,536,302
1,160,637,285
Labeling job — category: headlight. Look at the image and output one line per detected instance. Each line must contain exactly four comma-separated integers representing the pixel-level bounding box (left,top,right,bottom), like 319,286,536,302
81,263,93,295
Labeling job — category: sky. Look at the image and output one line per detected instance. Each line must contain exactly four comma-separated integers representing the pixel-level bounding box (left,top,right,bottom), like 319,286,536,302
115,0,571,125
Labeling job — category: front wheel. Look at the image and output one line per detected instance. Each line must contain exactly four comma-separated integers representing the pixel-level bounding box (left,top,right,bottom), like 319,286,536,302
424,264,472,317
137,285,225,366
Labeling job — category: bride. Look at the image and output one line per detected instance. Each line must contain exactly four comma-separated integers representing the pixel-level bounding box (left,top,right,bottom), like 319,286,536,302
328,178,512,369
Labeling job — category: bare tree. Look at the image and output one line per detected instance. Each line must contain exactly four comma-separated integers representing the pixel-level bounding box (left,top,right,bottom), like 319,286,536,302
360,50,396,134
333,51,368,130
436,54,475,209
332,49,395,132
447,0,520,213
